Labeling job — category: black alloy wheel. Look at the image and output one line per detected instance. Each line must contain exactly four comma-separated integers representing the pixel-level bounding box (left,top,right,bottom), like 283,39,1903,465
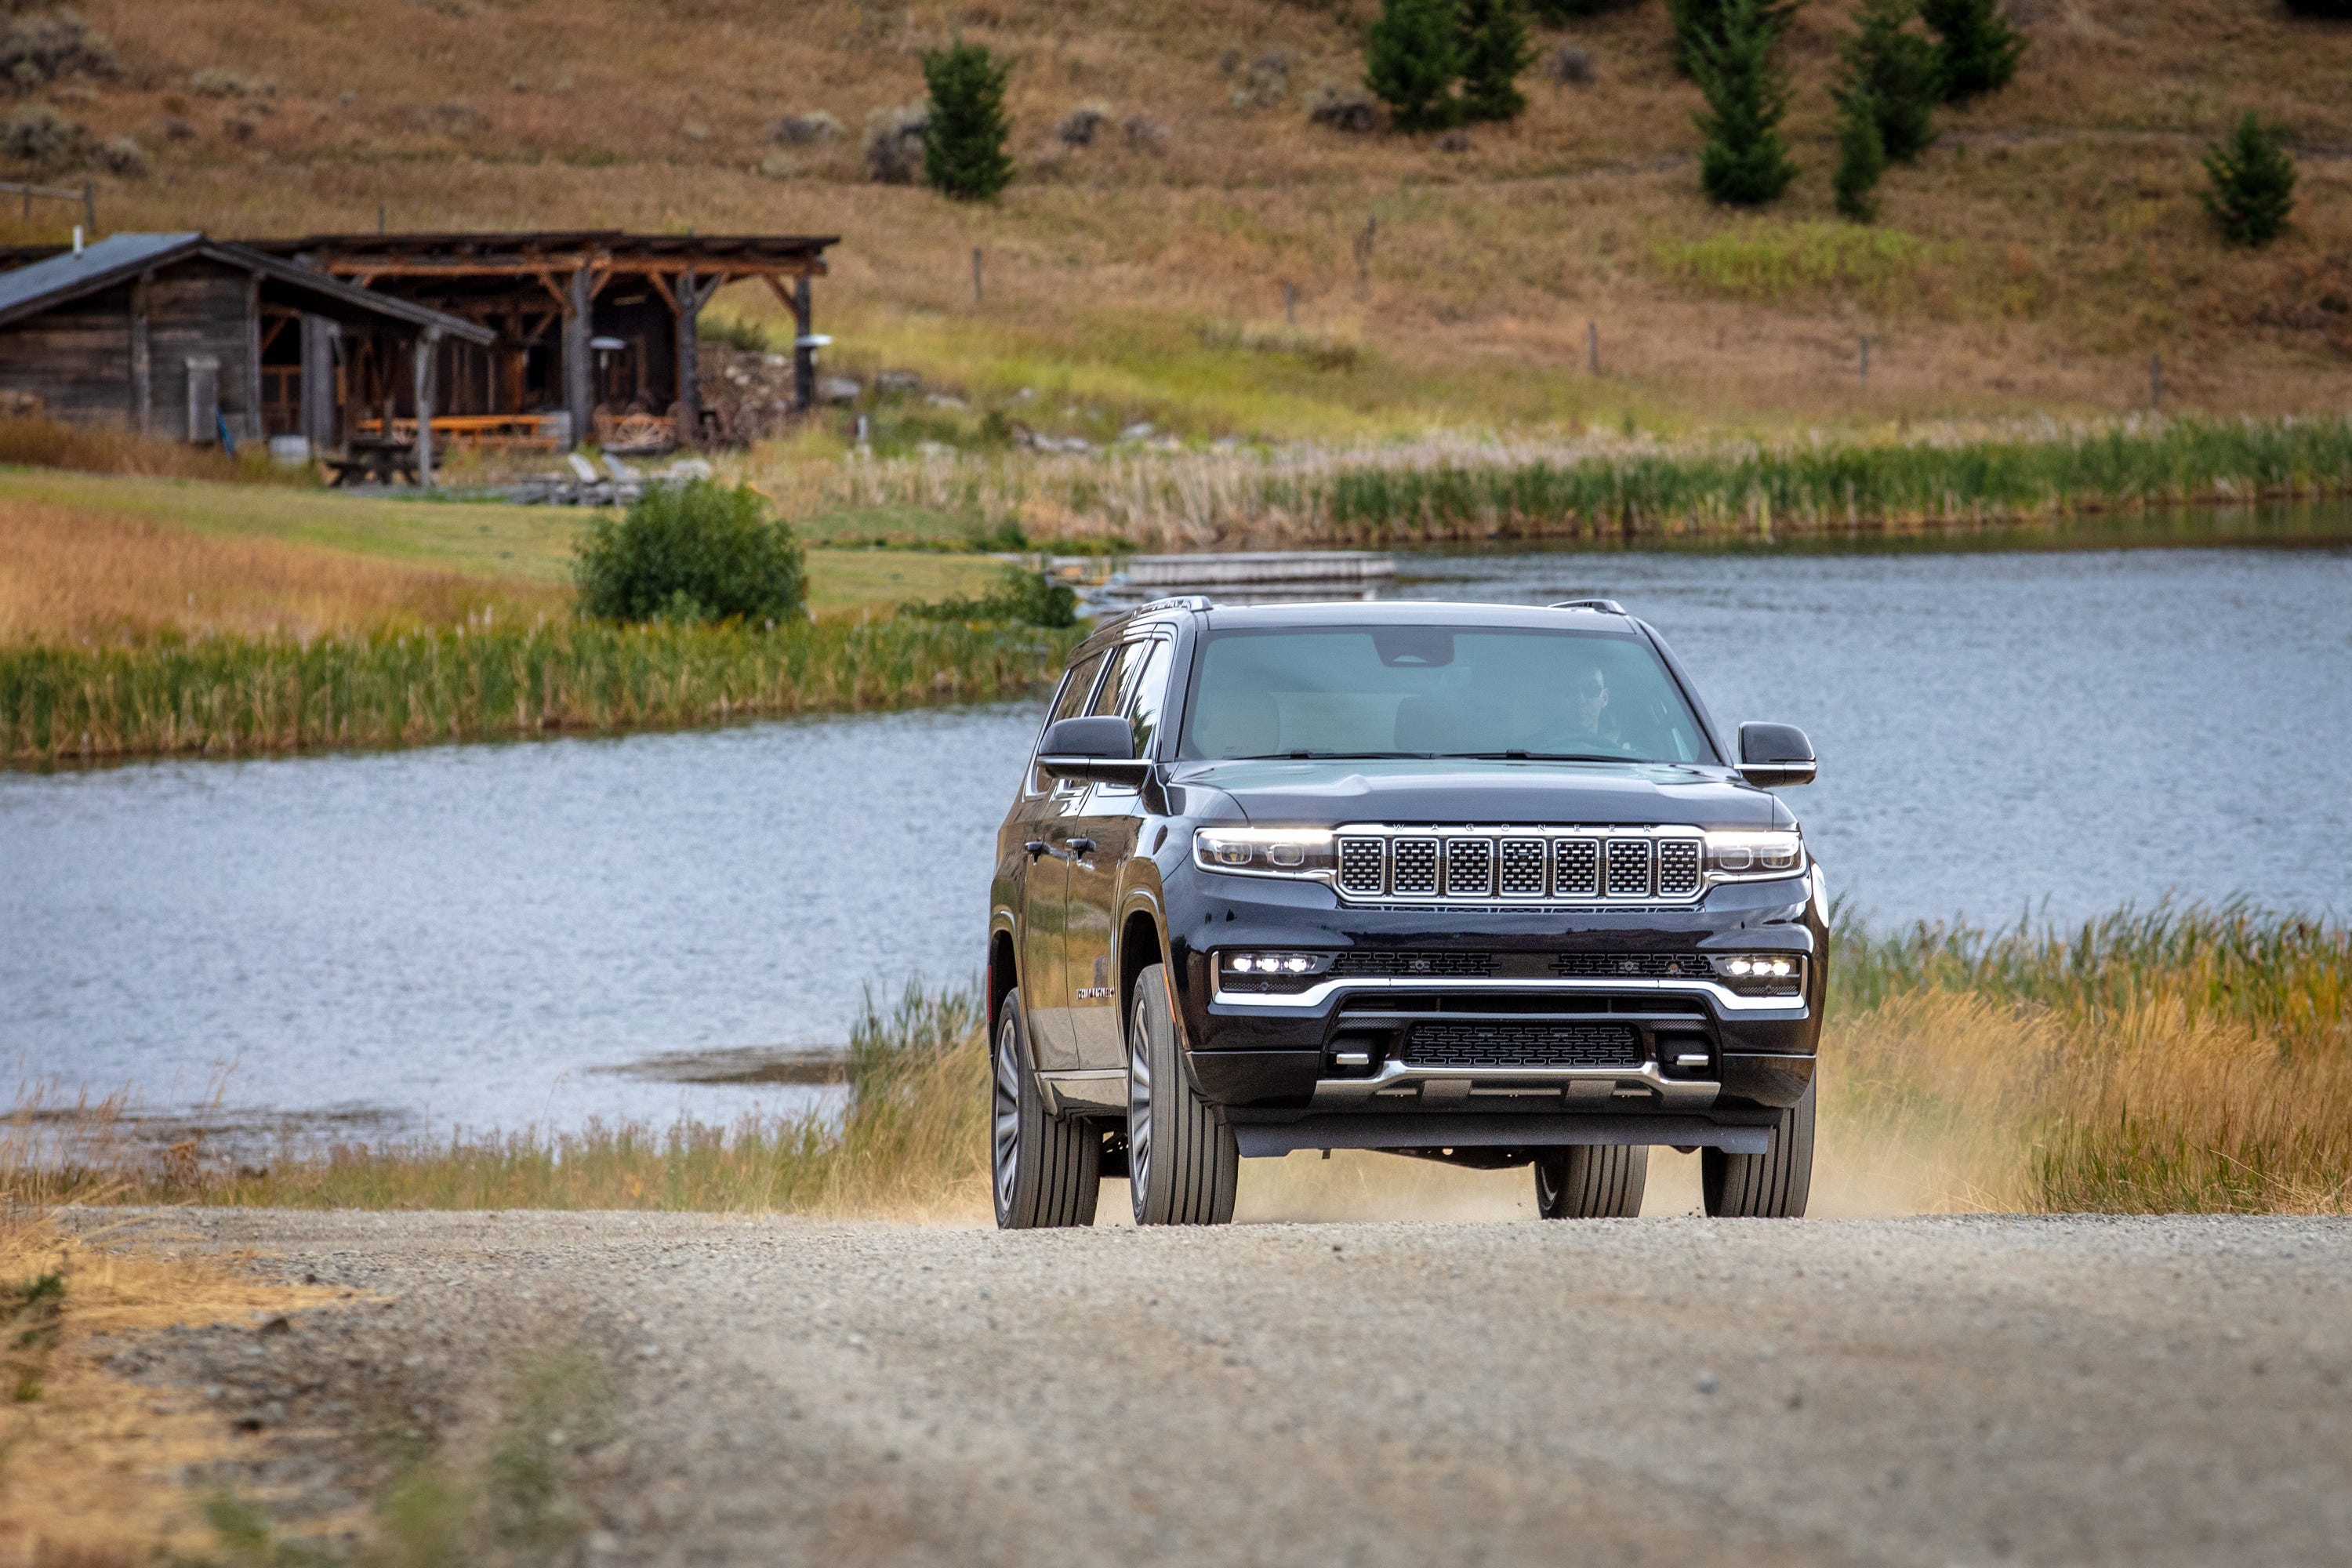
1125,962,1238,1225
1533,1144,1650,1218
991,989,1101,1229
1702,1080,1815,1218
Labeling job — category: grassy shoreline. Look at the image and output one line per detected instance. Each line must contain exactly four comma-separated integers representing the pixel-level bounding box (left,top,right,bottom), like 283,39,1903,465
0,618,1080,767
13,904,2347,1218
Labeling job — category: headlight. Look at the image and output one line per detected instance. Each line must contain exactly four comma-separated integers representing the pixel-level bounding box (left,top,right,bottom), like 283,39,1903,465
1218,949,1334,995
1709,952,1806,996
1192,828,1337,879
1702,829,1806,880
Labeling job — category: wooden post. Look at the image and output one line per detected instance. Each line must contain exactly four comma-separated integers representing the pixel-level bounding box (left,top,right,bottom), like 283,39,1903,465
1283,281,1297,327
562,264,592,451
792,273,815,413
971,247,983,307
1353,216,1377,299
2150,352,2161,413
1587,321,1599,376
413,327,438,488
1860,336,1871,389
300,314,336,452
129,267,152,437
674,263,700,441
245,270,265,444
81,181,93,236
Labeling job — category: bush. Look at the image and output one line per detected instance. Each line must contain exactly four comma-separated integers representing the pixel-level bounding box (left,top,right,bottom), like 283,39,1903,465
1305,84,1381,132
1835,0,1941,166
1547,43,1596,84
898,564,1077,628
1122,114,1168,153
0,102,85,172
1365,0,1463,132
2201,112,2296,247
920,41,1014,200
573,481,807,626
1918,0,2024,100
0,9,115,93
98,132,142,176
862,103,927,183
1691,0,1796,205
771,111,841,146
1055,102,1109,147
1668,0,1799,74
1457,0,1534,122
1833,93,1887,220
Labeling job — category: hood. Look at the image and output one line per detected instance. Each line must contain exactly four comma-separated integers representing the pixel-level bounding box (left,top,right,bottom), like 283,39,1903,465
1168,757,1788,831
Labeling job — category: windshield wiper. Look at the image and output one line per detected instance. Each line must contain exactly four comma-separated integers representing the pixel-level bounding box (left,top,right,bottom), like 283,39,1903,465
1445,751,1642,764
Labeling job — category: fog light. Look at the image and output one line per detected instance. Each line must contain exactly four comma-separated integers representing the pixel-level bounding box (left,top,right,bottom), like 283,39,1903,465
1219,951,1335,988
1709,953,1805,994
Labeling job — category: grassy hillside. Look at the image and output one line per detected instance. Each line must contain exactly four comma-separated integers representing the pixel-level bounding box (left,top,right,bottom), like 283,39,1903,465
12,0,2350,441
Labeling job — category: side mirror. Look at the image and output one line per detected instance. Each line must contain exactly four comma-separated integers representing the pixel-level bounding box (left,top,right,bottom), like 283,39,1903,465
1737,721,1817,787
1037,716,1152,786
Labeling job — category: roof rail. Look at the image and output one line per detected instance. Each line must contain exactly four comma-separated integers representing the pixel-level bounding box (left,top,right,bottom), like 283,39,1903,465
1549,598,1628,615
1131,594,1214,615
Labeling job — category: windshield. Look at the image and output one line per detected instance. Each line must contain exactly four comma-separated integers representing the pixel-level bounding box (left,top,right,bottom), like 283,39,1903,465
1178,625,1716,764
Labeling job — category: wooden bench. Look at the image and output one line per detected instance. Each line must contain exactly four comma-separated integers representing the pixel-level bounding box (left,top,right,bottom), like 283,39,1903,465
325,438,419,488
354,414,565,452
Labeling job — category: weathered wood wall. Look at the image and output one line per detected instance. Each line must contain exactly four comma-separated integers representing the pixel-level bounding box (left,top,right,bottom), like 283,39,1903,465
0,280,133,426
0,256,262,443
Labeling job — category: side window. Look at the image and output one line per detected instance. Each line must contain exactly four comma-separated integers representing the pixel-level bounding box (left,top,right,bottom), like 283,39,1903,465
1031,649,1107,794
1124,639,1177,758
1088,640,1154,719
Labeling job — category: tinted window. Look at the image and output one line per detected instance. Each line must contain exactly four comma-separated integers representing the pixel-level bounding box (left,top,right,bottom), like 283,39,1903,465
1089,640,1154,718
1178,626,1713,764
1033,649,1108,792
1124,640,1176,758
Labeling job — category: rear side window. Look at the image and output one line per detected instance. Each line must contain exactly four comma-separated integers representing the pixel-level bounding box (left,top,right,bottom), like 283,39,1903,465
1123,639,1177,759
1089,640,1155,719
1030,649,1108,793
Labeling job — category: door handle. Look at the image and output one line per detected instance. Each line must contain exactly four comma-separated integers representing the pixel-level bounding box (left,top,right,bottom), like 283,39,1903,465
1067,837,1095,857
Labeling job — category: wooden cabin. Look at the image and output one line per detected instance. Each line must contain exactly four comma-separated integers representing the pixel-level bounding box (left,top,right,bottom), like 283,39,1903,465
240,230,838,454
0,232,492,470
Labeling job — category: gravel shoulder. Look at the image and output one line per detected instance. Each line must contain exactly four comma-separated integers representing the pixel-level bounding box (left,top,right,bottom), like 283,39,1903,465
82,1208,2352,1567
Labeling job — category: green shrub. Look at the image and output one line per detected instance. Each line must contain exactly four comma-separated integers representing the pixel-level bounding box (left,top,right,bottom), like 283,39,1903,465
1691,0,1797,205
2201,112,2296,247
1833,95,1888,220
574,481,808,625
1365,0,1464,132
900,565,1078,627
1457,0,1534,123
1918,0,2024,100
1668,0,1798,74
920,42,1014,201
1835,0,1941,165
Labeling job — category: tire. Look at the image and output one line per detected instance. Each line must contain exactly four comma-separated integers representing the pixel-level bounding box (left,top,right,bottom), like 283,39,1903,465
992,990,1100,1229
1533,1144,1649,1218
1702,1080,1815,1218
1127,963,1237,1225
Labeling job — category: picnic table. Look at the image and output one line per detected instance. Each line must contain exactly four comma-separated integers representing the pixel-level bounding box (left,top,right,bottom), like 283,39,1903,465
324,437,419,488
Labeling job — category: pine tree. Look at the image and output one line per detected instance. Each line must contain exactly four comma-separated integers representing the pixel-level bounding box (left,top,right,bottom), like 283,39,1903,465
1692,0,1797,205
1918,0,2024,101
1458,0,1534,122
1835,0,1940,165
2201,113,2296,247
1668,0,1802,77
1832,93,1887,220
1366,0,1465,132
920,42,1014,201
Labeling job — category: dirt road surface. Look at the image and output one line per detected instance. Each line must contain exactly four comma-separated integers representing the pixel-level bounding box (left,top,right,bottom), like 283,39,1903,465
100,1209,2350,1567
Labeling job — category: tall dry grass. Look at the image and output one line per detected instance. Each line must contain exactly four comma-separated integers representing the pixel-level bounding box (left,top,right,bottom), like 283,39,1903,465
0,416,307,485
0,493,568,642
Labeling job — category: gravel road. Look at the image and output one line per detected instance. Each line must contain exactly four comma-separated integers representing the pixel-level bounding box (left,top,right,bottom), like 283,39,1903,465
96,1208,2351,1567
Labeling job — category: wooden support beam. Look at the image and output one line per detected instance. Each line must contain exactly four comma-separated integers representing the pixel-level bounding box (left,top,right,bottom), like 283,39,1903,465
792,273,815,415
300,313,336,451
413,327,439,489
562,266,592,452
673,263,700,441
643,270,678,314
259,313,294,358
245,270,266,444
129,267,152,437
533,270,573,314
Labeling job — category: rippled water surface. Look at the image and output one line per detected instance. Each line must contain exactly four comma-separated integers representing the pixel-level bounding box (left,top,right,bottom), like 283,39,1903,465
4,512,2347,1135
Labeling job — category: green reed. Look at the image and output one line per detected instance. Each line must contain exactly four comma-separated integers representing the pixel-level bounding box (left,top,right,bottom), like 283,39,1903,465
0,617,1083,764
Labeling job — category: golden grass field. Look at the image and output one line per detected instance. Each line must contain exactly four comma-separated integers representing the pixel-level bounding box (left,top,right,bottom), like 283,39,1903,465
0,0,2341,443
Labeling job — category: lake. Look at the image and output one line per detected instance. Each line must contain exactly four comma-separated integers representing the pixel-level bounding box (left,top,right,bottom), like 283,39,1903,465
4,507,2347,1139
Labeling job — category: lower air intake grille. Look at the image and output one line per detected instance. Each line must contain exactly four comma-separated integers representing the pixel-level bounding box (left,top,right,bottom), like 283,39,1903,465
1553,953,1713,978
1406,1022,1644,1069
1338,837,1385,897
1392,837,1439,895
1332,950,1495,978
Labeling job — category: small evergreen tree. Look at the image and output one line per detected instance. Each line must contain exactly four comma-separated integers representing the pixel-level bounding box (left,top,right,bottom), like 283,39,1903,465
1836,0,1940,165
1832,92,1887,220
1366,0,1465,131
1458,0,1535,122
920,42,1014,201
1692,0,1797,204
1668,0,1801,77
2201,113,2296,247
1918,0,2024,100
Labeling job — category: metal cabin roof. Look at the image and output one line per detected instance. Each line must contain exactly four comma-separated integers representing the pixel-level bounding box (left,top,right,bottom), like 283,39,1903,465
0,233,495,343
241,231,839,267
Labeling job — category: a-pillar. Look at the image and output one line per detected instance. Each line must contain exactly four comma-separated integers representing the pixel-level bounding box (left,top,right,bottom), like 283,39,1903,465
412,326,439,489
563,265,593,452
792,274,815,413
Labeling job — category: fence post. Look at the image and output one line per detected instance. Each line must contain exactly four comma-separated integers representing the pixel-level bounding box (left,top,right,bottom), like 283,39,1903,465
1353,216,1376,299
1860,335,1870,389
972,246,983,307
1587,321,1599,376
2149,352,2161,414
82,181,93,235
1283,281,1297,327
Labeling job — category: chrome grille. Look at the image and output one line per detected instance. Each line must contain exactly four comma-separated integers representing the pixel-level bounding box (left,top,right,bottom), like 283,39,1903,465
1498,839,1548,897
1606,838,1653,898
1657,839,1701,897
1392,837,1439,895
1553,837,1599,898
1445,837,1494,897
1338,837,1385,897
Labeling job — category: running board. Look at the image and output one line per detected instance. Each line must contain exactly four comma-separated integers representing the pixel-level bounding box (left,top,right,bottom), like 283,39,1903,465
1229,1113,1771,1159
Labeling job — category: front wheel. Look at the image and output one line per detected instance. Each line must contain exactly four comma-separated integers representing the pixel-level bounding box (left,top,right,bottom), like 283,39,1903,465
1127,963,1237,1225
1533,1144,1649,1218
992,990,1100,1229
1702,1080,1815,1218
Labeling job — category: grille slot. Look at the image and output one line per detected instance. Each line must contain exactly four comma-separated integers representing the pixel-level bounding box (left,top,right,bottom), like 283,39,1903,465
1391,837,1439,895
1605,838,1653,898
1554,953,1712,978
1338,837,1386,897
1497,839,1548,897
1445,837,1494,897
1553,837,1599,898
1331,951,1495,978
1657,839,1702,896
1406,1022,1644,1070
